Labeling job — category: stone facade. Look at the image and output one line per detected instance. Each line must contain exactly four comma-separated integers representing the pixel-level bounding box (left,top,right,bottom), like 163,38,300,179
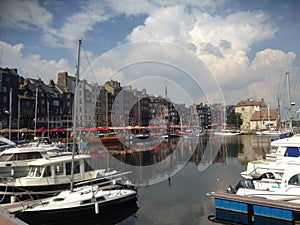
235,98,267,131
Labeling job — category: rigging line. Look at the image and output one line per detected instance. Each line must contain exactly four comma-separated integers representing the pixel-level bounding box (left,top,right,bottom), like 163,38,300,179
276,72,284,99
81,42,97,84
276,73,285,112
291,69,300,101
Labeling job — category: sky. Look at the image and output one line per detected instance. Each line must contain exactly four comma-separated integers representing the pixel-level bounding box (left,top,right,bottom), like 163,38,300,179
1,0,300,119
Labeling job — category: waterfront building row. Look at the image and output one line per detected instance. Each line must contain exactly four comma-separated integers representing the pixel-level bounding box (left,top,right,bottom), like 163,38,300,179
2,67,280,133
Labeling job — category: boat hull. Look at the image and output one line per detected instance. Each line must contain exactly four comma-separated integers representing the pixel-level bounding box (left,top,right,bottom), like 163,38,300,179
16,194,138,225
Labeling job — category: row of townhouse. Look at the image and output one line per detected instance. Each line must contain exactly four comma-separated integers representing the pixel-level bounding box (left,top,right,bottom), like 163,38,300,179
4,67,272,134
0,68,184,132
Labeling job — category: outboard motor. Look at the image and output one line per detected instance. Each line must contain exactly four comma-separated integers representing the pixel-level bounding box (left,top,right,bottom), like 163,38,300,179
227,185,237,194
236,179,254,189
227,179,254,194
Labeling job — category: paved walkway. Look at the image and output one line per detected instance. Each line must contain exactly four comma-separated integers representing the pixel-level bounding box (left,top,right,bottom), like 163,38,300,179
0,209,27,225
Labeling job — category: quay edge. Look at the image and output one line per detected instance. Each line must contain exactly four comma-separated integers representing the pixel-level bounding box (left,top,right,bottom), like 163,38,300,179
210,191,300,224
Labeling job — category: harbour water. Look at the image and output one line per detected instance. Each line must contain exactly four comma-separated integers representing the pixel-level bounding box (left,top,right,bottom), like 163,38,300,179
72,135,273,225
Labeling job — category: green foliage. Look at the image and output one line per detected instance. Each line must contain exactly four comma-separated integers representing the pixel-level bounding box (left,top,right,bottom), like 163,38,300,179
227,111,243,128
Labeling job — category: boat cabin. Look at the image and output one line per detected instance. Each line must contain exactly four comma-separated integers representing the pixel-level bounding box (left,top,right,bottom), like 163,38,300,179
0,146,69,163
24,155,95,180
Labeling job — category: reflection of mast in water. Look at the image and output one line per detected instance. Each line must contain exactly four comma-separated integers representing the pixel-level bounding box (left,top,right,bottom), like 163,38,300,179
198,137,222,172
168,147,171,188
221,138,228,168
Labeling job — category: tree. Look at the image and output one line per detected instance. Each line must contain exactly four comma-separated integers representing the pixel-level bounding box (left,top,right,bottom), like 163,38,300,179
227,111,243,128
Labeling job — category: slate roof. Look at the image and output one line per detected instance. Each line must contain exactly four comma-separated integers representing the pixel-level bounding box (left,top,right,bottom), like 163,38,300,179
235,98,267,107
250,108,278,121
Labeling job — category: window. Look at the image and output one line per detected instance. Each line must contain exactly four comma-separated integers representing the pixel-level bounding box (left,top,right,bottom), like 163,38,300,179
35,166,43,177
288,174,300,185
66,161,80,175
0,154,13,161
27,166,43,177
55,164,64,175
28,166,36,177
43,166,52,177
53,100,59,106
11,152,42,161
84,160,94,172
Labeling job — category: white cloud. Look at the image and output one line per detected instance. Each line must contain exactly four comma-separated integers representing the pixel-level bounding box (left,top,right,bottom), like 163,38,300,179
44,2,110,49
1,0,299,108
127,5,195,45
0,0,225,51
124,5,299,105
0,0,52,30
0,41,72,82
251,48,295,71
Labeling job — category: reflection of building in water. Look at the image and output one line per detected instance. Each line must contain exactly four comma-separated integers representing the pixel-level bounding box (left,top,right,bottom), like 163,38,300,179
88,137,198,185
189,136,272,168
237,135,271,165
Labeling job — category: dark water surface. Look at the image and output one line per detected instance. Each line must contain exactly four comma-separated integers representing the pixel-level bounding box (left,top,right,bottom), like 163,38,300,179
78,135,273,225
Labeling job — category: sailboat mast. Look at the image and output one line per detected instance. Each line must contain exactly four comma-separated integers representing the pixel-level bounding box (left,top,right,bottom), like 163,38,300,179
34,86,38,138
277,97,281,129
286,72,292,130
70,39,82,192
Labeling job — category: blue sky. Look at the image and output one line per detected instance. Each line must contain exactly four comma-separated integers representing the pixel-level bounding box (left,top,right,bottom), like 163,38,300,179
1,0,300,116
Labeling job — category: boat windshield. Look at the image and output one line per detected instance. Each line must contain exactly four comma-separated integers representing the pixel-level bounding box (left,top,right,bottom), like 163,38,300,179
288,173,300,185
28,166,45,177
0,152,43,161
0,153,13,162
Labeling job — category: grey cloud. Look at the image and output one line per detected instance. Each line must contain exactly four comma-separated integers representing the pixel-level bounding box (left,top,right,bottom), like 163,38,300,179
200,42,223,57
219,39,231,49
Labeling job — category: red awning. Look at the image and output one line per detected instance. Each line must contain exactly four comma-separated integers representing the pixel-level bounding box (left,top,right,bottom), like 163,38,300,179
147,125,161,129
49,127,67,132
98,126,111,131
82,127,99,131
35,127,47,132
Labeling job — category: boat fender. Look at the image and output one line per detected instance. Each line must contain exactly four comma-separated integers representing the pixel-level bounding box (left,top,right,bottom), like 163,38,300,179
11,195,16,204
11,168,14,177
95,203,99,214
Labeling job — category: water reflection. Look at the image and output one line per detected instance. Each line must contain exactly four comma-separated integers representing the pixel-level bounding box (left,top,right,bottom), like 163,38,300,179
88,135,273,186
83,135,274,225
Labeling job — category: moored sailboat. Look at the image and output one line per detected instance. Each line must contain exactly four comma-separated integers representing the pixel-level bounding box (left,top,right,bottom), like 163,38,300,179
11,40,138,224
13,184,137,225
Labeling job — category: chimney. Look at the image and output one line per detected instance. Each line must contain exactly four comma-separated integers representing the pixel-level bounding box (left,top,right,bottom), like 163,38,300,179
57,71,68,87
49,79,55,87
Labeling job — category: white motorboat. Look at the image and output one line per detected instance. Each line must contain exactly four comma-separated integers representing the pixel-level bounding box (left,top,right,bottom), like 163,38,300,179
214,129,241,136
229,163,300,201
0,154,125,204
265,134,300,160
0,145,71,179
183,132,205,139
240,134,300,179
